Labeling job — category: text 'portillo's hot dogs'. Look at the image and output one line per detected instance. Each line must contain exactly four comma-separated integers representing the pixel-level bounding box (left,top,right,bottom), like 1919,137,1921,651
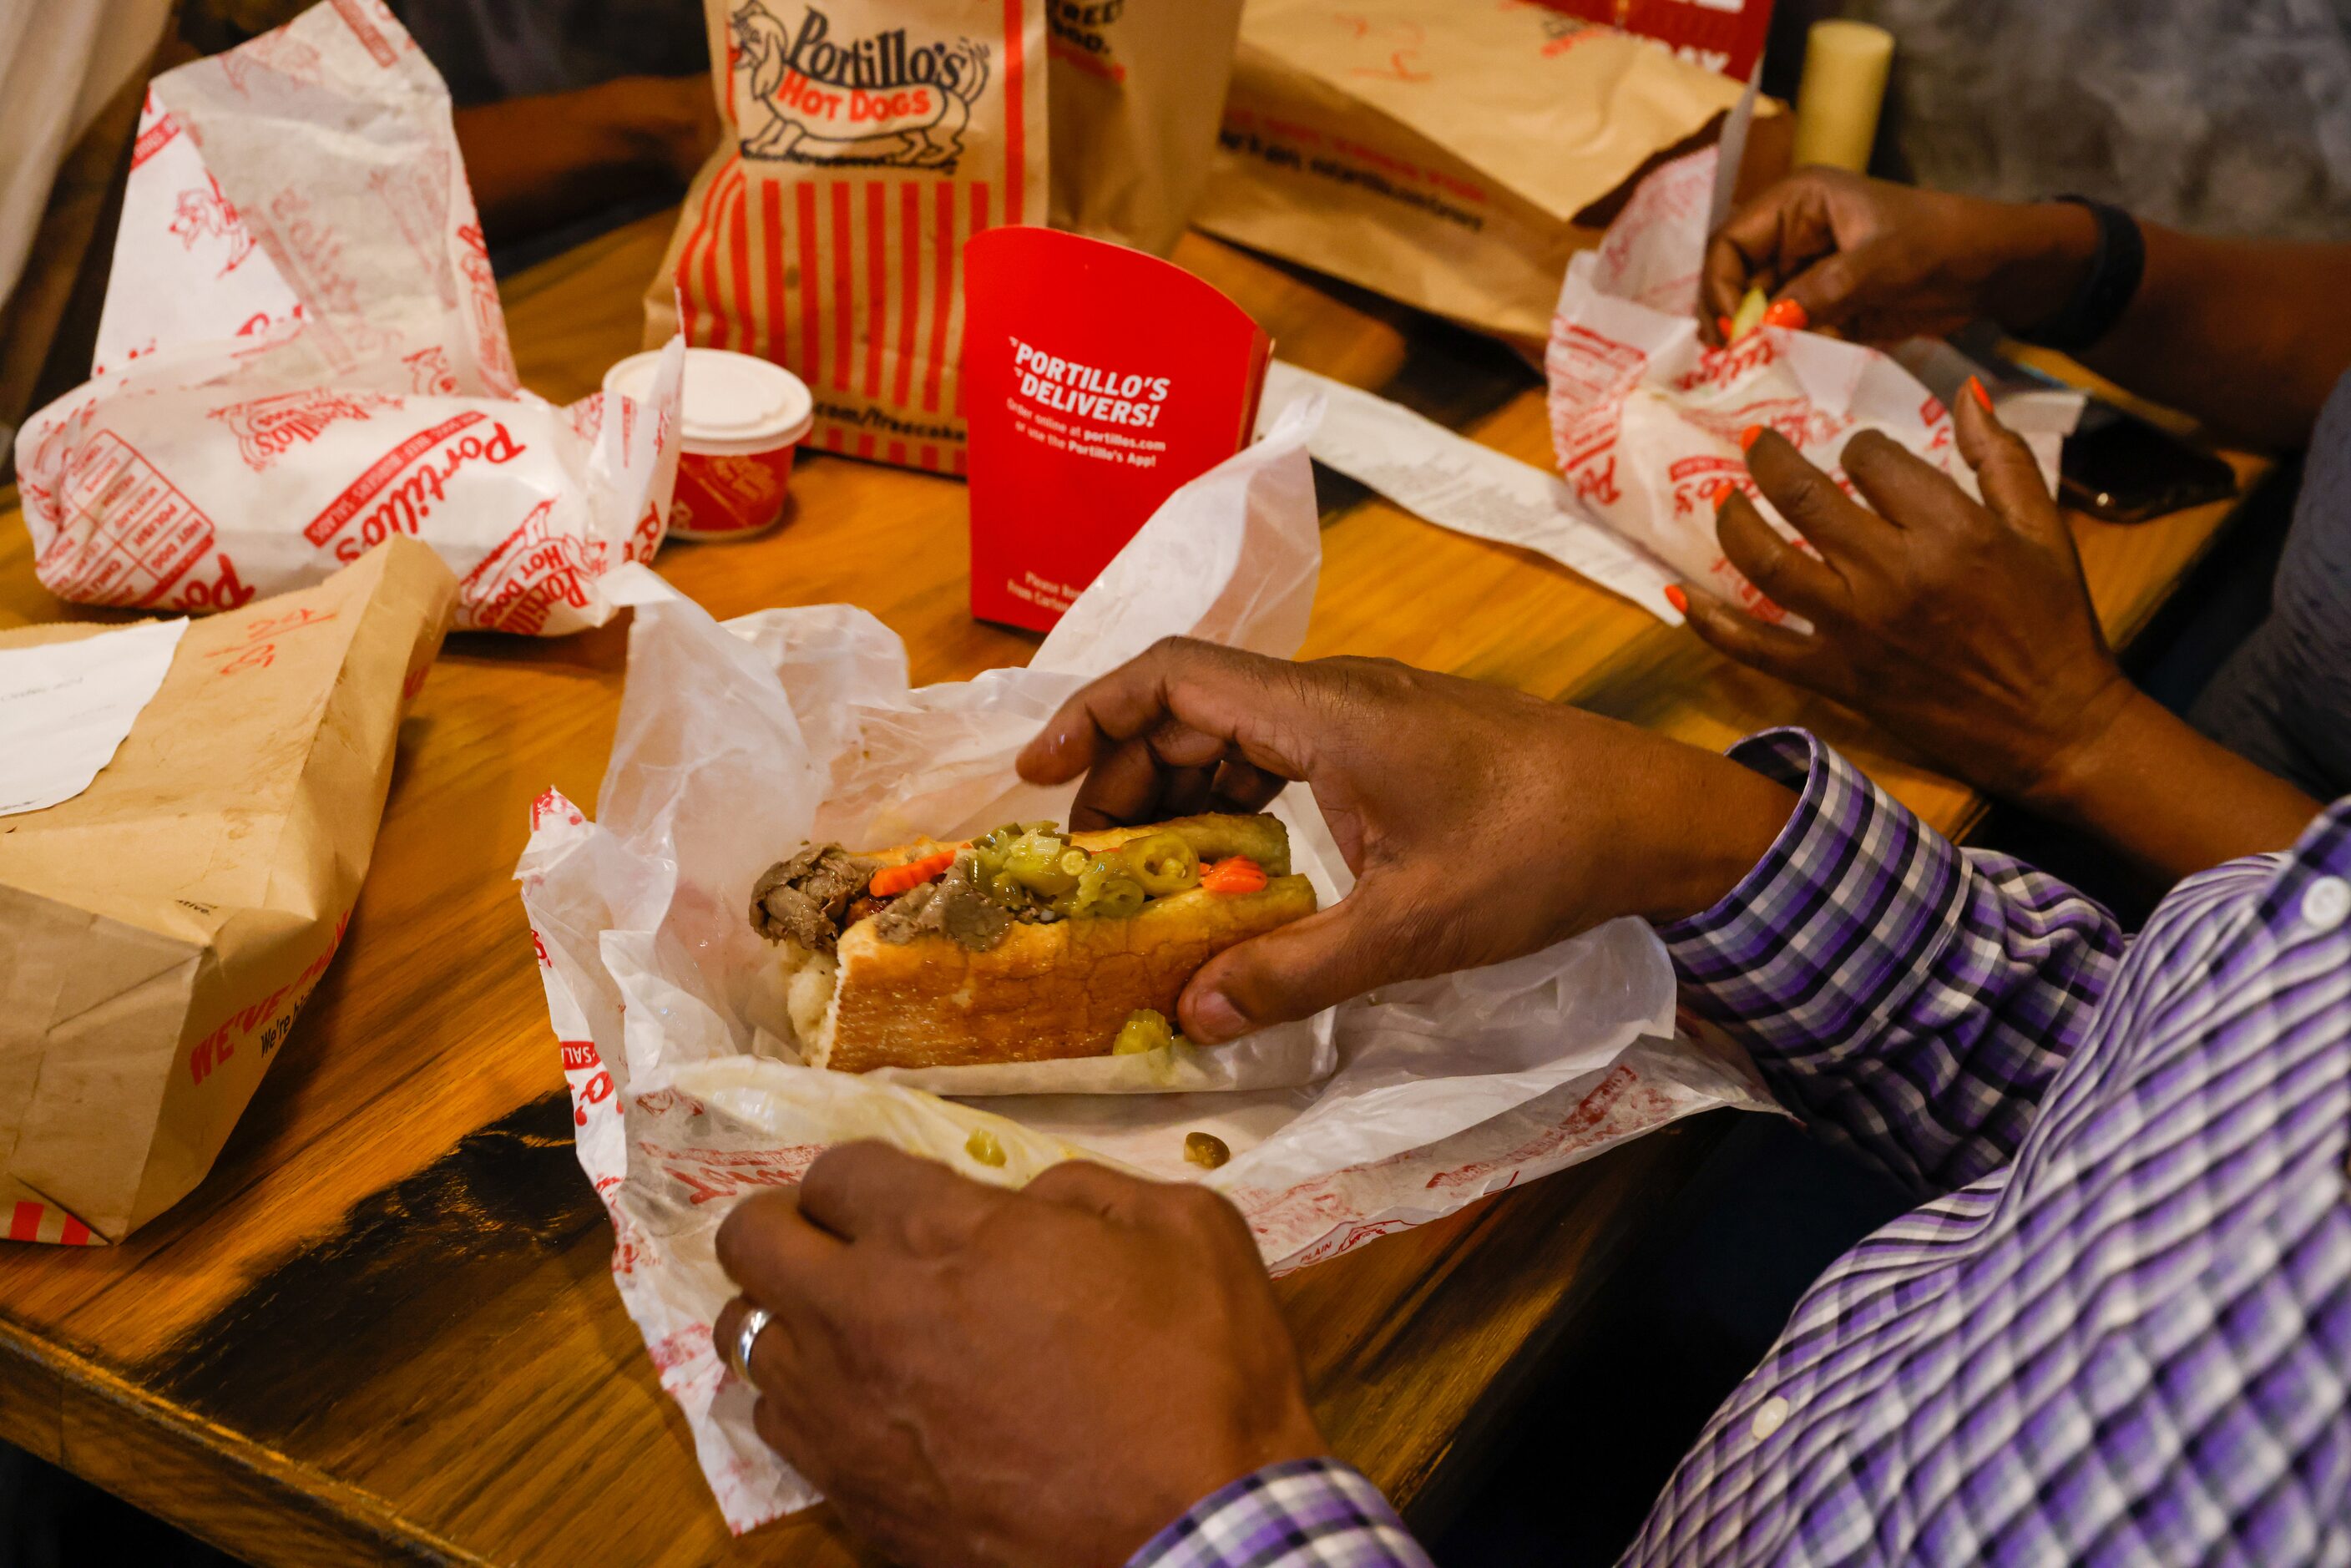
747,813,1313,1073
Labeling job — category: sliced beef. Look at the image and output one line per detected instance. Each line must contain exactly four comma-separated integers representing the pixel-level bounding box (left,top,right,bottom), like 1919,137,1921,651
749,845,879,952
869,856,1013,953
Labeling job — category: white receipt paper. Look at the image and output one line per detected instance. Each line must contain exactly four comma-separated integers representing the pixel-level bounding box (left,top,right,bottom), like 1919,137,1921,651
1254,360,1681,623
0,619,187,817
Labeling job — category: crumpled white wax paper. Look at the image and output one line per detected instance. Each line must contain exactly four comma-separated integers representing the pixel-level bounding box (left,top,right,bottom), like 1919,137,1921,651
11,1,682,634
515,400,1770,1532
1549,147,2071,623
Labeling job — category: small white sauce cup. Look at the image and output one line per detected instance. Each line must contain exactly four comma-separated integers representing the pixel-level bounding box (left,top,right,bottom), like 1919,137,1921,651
604,348,815,541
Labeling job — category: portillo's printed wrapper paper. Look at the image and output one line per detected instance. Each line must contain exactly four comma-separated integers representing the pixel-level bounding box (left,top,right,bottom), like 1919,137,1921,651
1191,0,1752,343
1548,146,2067,620
0,539,457,1246
13,2,685,635
649,0,1049,472
516,402,1771,1531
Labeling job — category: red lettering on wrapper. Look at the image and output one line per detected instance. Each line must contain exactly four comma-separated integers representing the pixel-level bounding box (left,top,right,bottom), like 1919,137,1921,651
329,0,402,67
210,389,397,472
1919,393,1955,453
304,412,528,554
306,413,480,544
559,1037,617,1129
625,503,664,563
568,395,605,446
1666,455,1749,520
574,1071,614,1127
639,1141,825,1205
370,154,461,311
1676,332,1782,392
177,555,256,613
1421,1064,1681,1194
220,30,325,96
244,185,402,369
456,500,593,635
1546,322,1647,470
132,104,179,170
1286,1218,1413,1270
1571,453,1621,508
1684,398,1853,456
1667,455,1747,484
36,432,217,608
454,222,518,396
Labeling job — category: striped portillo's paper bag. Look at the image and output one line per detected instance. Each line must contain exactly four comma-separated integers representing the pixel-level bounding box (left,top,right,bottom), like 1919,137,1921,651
648,0,1048,473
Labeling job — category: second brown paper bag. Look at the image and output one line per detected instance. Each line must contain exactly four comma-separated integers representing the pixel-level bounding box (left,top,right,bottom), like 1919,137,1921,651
1044,0,1243,257
1191,0,1750,342
0,540,456,1244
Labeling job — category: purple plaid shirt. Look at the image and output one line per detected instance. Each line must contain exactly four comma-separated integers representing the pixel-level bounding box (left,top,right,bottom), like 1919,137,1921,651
1134,731,2351,1568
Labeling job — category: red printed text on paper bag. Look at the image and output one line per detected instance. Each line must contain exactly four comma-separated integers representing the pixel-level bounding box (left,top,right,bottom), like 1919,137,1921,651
962,227,1272,632
1530,0,1776,81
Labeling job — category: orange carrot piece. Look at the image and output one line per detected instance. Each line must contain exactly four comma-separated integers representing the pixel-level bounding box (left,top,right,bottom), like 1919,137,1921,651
870,849,957,897
1201,857,1268,896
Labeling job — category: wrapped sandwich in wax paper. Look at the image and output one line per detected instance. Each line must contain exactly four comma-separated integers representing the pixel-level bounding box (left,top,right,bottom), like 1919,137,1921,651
1549,145,2075,623
515,400,1769,1532
13,2,683,635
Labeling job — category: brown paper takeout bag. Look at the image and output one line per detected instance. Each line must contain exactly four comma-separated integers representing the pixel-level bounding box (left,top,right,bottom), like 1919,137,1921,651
1190,0,1751,342
1045,0,1245,258
0,539,457,1245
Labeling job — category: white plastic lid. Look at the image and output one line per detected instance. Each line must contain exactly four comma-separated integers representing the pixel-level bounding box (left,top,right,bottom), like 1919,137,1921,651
603,347,814,455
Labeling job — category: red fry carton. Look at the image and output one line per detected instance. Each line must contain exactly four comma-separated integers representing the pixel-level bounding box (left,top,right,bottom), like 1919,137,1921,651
963,227,1272,632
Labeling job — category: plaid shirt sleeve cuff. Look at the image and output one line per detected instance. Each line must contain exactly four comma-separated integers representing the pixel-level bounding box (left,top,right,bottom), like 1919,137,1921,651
1128,1459,1433,1568
1652,726,1924,1040
1652,727,2123,1191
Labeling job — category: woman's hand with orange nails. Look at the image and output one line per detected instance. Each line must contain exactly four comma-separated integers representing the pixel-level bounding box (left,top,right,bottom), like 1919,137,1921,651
1700,169,2097,347
1672,389,2130,804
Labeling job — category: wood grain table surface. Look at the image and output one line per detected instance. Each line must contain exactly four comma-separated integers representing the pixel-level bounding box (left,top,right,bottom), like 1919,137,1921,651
0,209,2264,1567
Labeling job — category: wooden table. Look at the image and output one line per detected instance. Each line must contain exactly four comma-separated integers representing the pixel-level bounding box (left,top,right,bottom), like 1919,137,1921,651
0,211,2261,1566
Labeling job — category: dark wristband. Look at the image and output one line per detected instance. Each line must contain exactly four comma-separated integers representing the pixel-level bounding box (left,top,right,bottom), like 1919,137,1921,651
2014,196,2144,352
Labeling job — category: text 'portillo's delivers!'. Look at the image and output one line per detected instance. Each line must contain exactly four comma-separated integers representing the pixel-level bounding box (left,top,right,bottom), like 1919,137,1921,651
963,227,1272,632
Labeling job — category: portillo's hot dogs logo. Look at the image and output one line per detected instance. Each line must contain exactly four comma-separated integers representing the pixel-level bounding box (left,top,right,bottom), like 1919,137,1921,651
729,2,991,169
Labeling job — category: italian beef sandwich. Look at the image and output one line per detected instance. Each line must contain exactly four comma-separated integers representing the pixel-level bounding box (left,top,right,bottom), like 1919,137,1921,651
748,813,1316,1072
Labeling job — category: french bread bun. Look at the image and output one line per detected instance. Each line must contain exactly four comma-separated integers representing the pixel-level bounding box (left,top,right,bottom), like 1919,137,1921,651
765,813,1315,1071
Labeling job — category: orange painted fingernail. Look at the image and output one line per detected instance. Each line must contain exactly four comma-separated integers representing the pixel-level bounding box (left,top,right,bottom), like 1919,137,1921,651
1739,424,1765,452
1664,584,1689,614
1710,482,1737,508
1716,315,1735,339
1762,298,1808,331
1967,375,1994,412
